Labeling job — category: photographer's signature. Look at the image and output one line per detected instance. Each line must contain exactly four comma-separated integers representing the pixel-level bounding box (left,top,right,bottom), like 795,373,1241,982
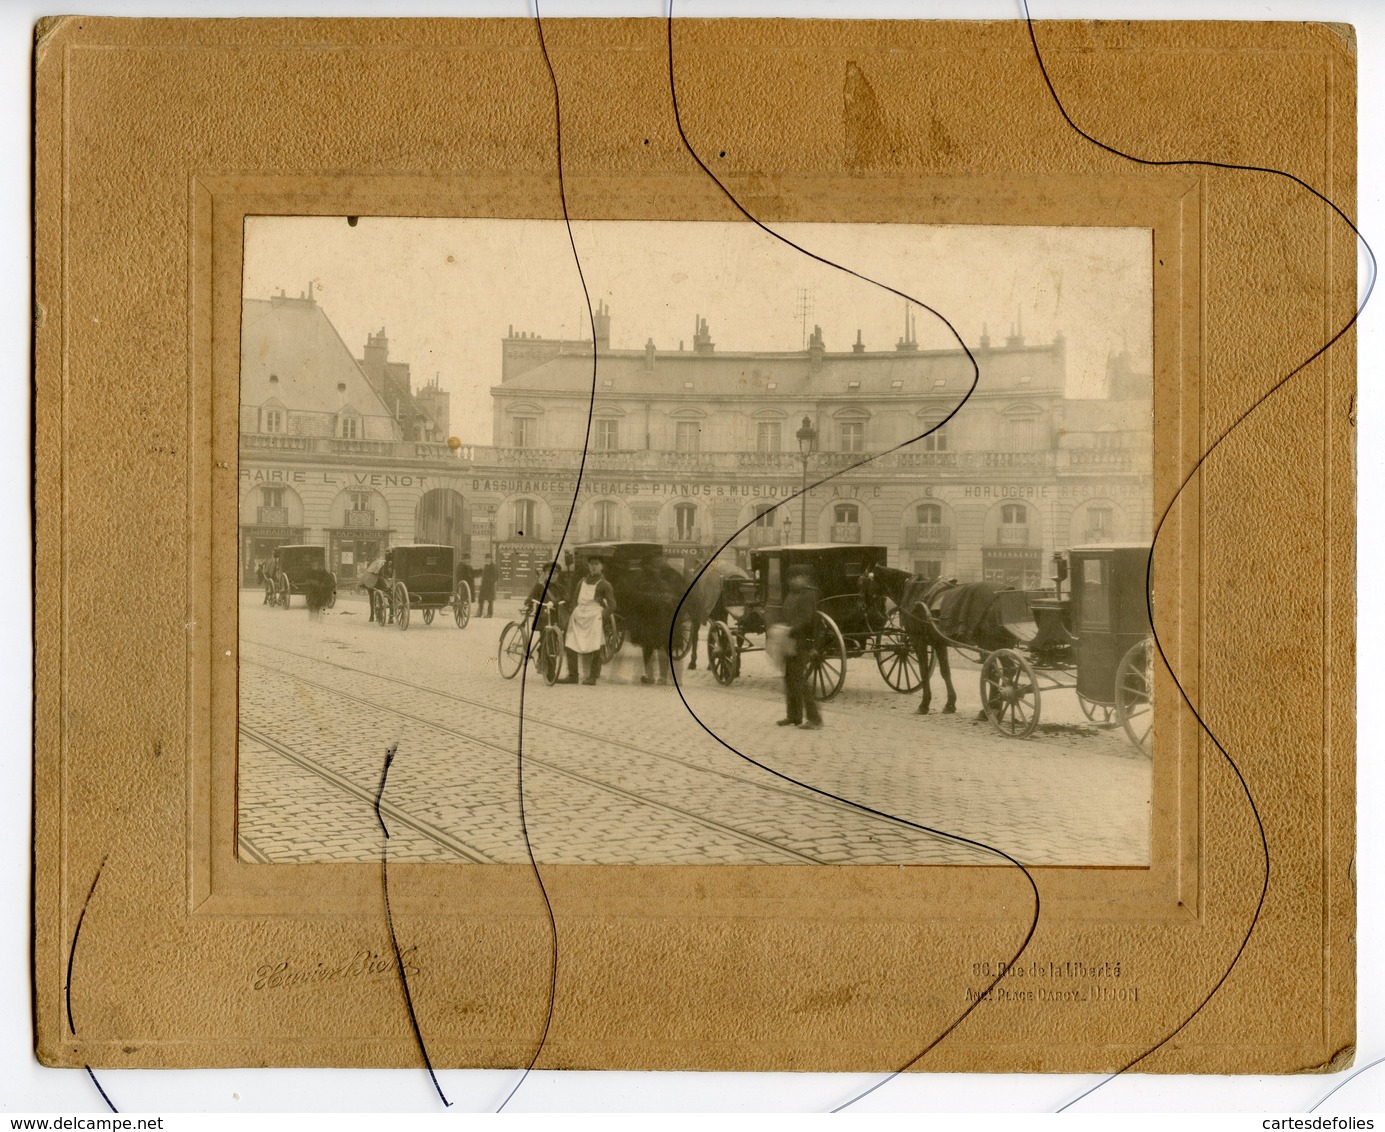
253,948,419,991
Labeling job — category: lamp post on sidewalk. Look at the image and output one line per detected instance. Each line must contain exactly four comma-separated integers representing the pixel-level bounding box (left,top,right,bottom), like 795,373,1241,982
795,415,818,543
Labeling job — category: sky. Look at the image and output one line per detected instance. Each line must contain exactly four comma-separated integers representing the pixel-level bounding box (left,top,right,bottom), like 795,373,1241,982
243,217,1154,445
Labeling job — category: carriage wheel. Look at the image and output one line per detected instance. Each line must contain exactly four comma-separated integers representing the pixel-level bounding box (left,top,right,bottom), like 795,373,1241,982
670,612,693,660
277,572,291,608
805,611,847,702
422,608,435,626
1115,638,1154,755
393,582,411,631
1079,695,1117,725
453,587,471,629
326,573,337,609
601,614,625,663
980,648,1041,738
875,611,923,694
539,626,563,686
497,622,527,679
706,621,737,686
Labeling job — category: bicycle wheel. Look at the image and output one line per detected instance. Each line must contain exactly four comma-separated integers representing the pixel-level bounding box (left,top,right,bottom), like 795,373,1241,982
497,621,527,679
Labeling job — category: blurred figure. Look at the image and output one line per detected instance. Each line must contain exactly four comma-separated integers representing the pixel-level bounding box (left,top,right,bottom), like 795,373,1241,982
479,554,498,617
631,559,680,685
779,567,823,729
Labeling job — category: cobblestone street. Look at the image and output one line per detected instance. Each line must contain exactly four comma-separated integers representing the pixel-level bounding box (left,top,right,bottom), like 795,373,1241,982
239,590,1152,867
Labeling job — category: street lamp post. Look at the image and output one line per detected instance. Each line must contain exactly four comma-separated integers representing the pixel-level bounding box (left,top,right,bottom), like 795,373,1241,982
795,415,818,544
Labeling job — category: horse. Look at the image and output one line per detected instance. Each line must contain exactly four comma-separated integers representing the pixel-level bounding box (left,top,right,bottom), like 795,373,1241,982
863,566,1019,715
676,559,750,670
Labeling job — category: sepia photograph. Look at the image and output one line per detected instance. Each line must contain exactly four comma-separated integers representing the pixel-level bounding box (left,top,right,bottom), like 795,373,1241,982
237,216,1155,868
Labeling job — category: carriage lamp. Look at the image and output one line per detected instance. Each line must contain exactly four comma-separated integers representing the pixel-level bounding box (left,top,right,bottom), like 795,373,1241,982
795,416,818,543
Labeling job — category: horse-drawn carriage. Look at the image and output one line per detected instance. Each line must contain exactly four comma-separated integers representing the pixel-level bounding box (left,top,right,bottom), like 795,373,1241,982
368,543,471,631
979,544,1154,751
262,544,336,610
871,543,1154,752
701,544,923,701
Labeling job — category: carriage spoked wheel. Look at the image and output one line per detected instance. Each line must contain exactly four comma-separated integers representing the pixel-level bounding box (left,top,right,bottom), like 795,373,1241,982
539,626,563,686
422,609,435,626
600,614,625,664
277,572,291,609
805,611,847,702
453,585,471,629
496,621,528,679
980,648,1041,739
706,621,737,686
393,582,411,631
326,573,337,609
874,609,924,694
1078,695,1117,726
1115,638,1154,755
670,612,694,661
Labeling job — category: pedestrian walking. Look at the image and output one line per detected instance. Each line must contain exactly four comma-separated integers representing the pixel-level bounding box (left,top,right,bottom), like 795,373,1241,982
779,567,823,729
562,556,616,685
479,553,498,617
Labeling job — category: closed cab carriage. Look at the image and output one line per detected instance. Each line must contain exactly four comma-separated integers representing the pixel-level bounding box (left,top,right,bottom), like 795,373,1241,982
706,543,923,701
373,543,471,631
264,544,336,610
975,543,1154,750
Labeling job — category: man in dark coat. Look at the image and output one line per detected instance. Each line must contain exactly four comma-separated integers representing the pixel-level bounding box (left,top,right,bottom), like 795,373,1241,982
779,567,823,729
479,553,498,617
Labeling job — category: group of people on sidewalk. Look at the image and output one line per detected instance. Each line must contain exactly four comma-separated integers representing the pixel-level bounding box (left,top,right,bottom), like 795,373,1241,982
517,553,825,728
522,553,684,687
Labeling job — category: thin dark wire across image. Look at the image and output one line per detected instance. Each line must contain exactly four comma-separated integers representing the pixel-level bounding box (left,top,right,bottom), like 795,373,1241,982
357,2,1373,1115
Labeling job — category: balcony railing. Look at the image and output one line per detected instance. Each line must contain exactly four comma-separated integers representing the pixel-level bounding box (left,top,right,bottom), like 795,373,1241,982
588,525,622,541
997,526,1031,547
238,435,1072,474
256,506,289,526
346,509,376,528
903,524,952,549
746,526,786,547
1083,528,1114,543
830,523,861,543
667,528,702,545
632,524,658,541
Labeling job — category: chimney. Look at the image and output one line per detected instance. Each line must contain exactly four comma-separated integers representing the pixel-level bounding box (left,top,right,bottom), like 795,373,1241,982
644,337,656,373
808,324,825,370
1006,307,1025,349
896,306,919,353
593,300,611,348
980,322,992,350
852,329,865,354
693,315,714,354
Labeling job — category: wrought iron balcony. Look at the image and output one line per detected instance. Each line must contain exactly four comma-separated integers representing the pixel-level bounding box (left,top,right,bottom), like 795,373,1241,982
588,525,622,541
830,523,861,543
256,506,289,526
667,527,702,544
903,524,952,549
997,526,1031,547
345,509,376,528
746,526,786,547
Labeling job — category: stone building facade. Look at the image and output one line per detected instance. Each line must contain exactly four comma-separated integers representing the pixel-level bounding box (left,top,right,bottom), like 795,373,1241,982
239,298,1153,596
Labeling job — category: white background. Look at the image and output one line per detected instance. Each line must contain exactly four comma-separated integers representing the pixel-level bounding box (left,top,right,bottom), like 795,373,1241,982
6,0,1383,1122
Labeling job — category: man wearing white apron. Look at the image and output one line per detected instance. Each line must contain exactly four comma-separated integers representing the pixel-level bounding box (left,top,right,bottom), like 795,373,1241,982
562,556,617,685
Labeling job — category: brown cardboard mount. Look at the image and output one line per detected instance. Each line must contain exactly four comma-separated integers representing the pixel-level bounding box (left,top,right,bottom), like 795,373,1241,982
33,17,1355,1074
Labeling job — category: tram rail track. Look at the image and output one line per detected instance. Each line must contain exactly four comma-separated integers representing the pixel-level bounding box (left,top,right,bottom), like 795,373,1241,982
242,635,967,842
242,658,837,865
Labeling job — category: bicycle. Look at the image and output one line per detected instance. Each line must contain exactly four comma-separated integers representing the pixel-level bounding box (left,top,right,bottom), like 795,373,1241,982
497,599,565,685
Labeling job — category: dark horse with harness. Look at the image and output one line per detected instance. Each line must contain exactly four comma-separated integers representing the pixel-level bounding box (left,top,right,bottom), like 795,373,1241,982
861,565,1019,715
